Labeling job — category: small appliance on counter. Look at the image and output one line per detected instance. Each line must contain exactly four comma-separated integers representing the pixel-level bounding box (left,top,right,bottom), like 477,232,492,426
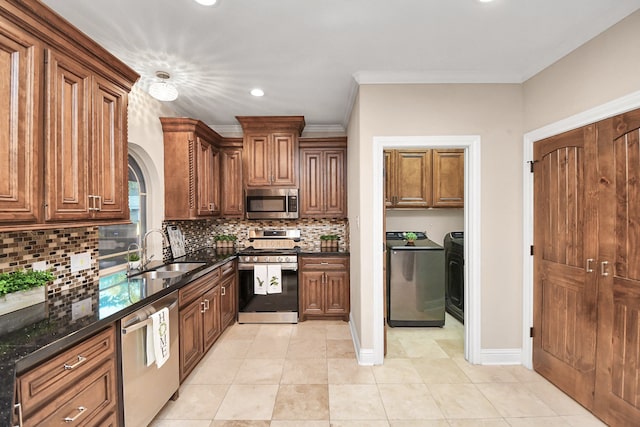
386,231,445,327
237,228,300,323
444,231,464,324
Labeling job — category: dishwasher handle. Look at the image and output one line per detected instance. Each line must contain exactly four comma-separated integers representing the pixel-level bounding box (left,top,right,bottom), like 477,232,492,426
121,299,178,335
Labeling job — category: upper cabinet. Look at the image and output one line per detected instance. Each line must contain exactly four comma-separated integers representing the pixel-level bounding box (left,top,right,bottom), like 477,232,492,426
0,0,138,229
237,116,305,188
220,142,244,217
299,137,347,218
161,118,224,220
385,148,464,209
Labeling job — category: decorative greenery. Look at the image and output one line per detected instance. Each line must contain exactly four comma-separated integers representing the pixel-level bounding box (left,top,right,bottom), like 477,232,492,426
0,270,55,297
403,232,417,241
127,253,140,262
320,234,340,241
214,234,238,242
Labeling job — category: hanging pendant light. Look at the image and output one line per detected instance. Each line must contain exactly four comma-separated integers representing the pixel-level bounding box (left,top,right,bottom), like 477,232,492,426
148,71,178,102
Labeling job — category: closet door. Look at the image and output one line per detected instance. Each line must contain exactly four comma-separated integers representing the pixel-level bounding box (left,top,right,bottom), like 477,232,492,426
532,125,599,410
594,111,640,425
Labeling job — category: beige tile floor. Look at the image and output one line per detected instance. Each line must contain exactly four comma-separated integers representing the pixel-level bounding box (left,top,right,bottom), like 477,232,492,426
151,315,606,426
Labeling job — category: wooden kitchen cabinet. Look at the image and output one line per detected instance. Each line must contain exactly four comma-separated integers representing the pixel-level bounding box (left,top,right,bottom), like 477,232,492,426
299,256,349,321
220,145,244,217
0,1,137,229
15,326,118,427
299,137,347,218
237,116,305,187
385,148,464,209
161,117,224,220
178,267,222,381
432,149,464,208
219,259,237,329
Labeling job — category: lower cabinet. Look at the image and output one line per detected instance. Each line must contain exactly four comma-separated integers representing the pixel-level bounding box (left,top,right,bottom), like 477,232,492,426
15,326,118,427
220,260,237,329
178,268,222,382
299,256,350,321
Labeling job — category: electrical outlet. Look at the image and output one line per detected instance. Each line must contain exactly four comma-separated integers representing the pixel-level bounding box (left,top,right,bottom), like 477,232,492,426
70,252,91,272
71,298,92,320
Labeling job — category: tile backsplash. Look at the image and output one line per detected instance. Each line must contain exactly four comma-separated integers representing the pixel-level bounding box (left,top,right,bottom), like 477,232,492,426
0,227,99,321
163,218,349,259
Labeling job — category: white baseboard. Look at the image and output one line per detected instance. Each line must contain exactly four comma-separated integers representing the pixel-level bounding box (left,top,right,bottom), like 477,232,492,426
349,313,377,366
479,348,522,365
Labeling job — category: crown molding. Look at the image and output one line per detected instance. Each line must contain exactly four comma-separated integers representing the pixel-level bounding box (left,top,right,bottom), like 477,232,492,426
210,123,345,138
353,70,524,85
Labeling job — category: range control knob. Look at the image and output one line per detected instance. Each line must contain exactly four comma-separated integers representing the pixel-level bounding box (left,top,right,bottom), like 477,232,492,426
277,256,284,262
252,256,258,262
264,256,270,263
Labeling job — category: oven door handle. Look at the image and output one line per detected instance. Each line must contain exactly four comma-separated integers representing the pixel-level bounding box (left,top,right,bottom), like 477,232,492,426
121,299,178,335
238,264,298,271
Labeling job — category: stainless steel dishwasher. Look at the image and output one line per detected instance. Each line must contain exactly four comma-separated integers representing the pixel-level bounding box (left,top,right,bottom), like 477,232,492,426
121,291,179,427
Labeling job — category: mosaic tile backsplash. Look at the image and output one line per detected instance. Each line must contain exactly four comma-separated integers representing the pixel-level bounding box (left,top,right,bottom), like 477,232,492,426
0,227,99,321
163,218,349,260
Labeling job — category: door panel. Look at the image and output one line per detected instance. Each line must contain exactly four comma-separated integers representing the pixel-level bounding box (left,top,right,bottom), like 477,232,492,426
533,125,598,410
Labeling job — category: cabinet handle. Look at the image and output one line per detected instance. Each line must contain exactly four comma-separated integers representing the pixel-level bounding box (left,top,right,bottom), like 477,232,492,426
204,299,210,310
14,403,23,427
88,195,97,211
320,262,329,265
95,195,101,211
63,406,86,423
200,301,206,313
221,286,226,296
63,355,87,370
585,258,594,273
601,261,609,277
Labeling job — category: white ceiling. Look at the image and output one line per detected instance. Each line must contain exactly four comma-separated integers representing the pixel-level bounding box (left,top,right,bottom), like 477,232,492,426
42,0,640,132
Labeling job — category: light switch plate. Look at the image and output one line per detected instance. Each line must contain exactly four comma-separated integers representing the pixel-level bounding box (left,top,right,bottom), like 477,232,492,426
70,252,91,272
71,298,92,320
32,261,47,272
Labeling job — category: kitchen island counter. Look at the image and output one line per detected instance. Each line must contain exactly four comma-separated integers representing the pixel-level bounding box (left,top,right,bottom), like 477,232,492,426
0,248,235,427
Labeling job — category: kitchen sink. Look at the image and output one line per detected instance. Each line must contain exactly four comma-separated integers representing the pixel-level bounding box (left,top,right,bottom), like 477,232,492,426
154,262,206,273
132,270,184,280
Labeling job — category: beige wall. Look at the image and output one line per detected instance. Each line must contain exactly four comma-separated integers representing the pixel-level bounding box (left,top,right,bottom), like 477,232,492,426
524,10,640,131
386,209,464,246
351,84,524,350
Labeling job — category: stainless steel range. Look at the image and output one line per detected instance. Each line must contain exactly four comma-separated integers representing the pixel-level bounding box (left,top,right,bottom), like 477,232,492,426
237,228,300,323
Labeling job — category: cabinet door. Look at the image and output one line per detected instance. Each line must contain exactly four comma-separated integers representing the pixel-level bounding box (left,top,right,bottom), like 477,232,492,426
0,28,41,224
210,147,221,216
196,138,219,217
300,149,323,216
91,76,128,219
300,271,325,320
44,49,91,221
432,149,464,208
271,133,297,186
220,273,236,329
245,134,271,186
179,299,203,381
324,149,346,217
325,270,349,317
384,150,394,207
221,148,243,217
395,150,431,208
202,286,222,351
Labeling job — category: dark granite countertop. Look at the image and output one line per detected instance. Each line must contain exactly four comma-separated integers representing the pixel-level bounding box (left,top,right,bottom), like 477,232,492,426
0,248,235,427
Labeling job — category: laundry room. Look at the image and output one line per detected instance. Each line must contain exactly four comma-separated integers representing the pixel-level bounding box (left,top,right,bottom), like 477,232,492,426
384,147,466,351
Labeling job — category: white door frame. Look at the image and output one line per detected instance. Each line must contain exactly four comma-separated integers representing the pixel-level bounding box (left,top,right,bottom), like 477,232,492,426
372,135,482,364
521,90,640,369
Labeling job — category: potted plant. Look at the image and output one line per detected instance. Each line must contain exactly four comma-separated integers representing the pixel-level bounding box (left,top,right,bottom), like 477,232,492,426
0,269,55,317
127,252,141,270
320,234,340,251
403,232,417,246
214,234,238,250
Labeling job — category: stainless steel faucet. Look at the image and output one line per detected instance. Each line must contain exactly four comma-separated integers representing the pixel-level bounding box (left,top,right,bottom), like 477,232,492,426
142,229,168,270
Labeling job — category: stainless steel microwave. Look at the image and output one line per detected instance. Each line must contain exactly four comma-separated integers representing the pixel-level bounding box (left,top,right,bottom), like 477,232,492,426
245,188,299,219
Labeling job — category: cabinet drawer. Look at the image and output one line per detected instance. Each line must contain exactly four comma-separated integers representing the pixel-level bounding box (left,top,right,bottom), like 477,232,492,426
25,358,117,427
17,326,115,418
220,260,236,281
179,268,220,307
300,257,348,270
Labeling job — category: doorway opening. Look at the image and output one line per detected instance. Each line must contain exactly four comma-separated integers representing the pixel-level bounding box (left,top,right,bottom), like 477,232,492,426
372,136,481,364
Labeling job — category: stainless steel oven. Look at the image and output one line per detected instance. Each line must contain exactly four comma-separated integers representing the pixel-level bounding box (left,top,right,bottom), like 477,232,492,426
245,188,298,220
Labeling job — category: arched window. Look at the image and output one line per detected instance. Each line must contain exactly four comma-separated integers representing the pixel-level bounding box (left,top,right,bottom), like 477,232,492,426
98,155,148,273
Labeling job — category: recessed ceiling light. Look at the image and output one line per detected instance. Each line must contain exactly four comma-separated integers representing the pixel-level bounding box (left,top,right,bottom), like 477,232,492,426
478,0,495,2
250,88,265,97
194,0,218,6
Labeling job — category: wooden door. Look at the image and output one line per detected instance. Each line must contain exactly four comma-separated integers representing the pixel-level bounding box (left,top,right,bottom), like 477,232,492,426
91,76,127,220
533,126,599,409
202,286,222,351
221,148,243,217
179,299,203,381
300,271,324,320
324,149,347,217
244,134,270,186
433,149,464,208
45,49,91,221
395,150,431,208
271,133,297,186
325,270,349,317
300,149,323,216
0,27,41,223
593,112,640,425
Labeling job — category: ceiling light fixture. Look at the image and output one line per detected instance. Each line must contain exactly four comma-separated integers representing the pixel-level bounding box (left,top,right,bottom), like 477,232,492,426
250,88,265,97
194,0,218,6
148,71,178,102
